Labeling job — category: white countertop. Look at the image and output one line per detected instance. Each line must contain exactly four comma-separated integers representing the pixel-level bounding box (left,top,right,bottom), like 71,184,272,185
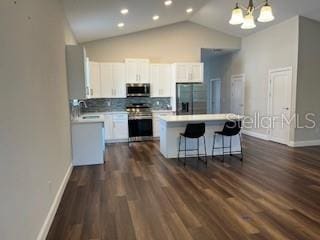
159,114,243,123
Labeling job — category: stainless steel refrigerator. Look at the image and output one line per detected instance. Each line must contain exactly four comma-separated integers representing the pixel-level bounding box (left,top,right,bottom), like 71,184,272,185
176,83,207,115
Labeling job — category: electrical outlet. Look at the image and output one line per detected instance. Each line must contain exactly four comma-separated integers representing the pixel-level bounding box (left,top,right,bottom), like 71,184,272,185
156,101,160,106
107,101,111,107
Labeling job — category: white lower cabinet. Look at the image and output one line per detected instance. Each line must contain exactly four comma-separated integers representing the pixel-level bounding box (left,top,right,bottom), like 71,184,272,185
152,111,175,137
104,113,129,142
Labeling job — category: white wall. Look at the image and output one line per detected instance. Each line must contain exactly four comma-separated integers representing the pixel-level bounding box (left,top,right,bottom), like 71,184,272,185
231,17,299,140
0,0,74,239
295,17,320,142
84,21,241,63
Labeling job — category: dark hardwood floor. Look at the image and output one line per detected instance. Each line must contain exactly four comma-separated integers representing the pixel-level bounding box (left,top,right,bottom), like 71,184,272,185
47,136,320,240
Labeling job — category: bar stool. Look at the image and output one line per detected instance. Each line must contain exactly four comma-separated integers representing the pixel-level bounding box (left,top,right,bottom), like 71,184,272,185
178,123,207,167
212,121,243,162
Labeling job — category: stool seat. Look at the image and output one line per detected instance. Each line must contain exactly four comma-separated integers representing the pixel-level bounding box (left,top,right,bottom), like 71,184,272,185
178,123,207,167
212,121,243,162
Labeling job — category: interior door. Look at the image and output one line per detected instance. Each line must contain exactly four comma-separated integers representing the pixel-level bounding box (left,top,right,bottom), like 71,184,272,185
269,68,292,145
231,75,245,115
210,79,221,114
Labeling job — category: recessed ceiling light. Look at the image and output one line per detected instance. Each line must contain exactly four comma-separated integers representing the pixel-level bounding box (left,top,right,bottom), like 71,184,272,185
186,8,193,13
118,22,124,28
164,0,172,6
153,15,160,21
121,9,129,15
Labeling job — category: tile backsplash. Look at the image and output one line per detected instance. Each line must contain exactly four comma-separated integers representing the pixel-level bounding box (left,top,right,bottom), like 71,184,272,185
81,97,172,113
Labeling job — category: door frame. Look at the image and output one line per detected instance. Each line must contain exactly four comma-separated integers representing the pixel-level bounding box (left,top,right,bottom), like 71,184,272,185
267,67,293,145
209,78,221,114
231,74,245,115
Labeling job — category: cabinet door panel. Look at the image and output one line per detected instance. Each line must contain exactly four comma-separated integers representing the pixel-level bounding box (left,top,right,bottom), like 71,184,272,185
126,61,138,83
159,64,172,97
175,64,188,83
100,63,113,98
104,114,113,141
89,62,101,98
138,62,150,83
150,64,160,97
113,63,126,98
190,63,203,83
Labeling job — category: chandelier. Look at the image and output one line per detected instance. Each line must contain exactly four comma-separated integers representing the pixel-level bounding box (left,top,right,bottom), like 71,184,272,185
229,0,275,29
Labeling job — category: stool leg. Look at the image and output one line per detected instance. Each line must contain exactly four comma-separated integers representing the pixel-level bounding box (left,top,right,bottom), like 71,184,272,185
222,135,225,162
178,136,181,164
229,136,232,156
239,133,243,162
212,134,216,160
197,138,200,168
203,136,207,167
184,137,187,166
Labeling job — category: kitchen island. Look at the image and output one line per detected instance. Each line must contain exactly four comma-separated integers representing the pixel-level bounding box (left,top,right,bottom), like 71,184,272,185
159,114,243,159
71,114,105,166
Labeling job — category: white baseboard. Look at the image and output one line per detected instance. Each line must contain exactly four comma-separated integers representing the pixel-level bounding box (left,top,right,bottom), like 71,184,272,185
242,130,269,140
36,164,73,240
289,140,320,147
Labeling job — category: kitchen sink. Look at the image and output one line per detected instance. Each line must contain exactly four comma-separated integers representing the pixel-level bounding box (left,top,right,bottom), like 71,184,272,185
81,116,100,119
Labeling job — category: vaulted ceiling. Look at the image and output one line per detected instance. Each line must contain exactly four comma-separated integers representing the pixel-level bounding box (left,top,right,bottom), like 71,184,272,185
63,0,320,43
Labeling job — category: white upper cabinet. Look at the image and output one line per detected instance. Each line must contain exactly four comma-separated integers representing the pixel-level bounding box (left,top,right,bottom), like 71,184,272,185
150,64,172,98
112,63,126,98
88,61,101,98
66,45,88,99
100,63,113,98
100,63,126,98
190,63,203,83
125,59,150,83
173,63,204,83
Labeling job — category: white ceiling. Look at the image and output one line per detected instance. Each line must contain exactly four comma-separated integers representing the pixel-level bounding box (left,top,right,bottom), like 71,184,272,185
63,0,210,43
63,0,320,43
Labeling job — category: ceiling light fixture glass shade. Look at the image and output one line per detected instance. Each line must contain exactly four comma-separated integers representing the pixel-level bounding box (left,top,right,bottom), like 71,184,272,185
229,3,244,25
121,9,129,15
229,0,275,30
164,0,172,6
241,13,256,29
258,3,274,22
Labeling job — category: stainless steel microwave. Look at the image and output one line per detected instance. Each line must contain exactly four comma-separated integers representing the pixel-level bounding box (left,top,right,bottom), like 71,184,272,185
126,83,150,97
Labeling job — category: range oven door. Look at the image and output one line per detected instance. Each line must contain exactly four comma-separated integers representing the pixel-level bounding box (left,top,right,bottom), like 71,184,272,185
128,117,153,139
126,84,150,97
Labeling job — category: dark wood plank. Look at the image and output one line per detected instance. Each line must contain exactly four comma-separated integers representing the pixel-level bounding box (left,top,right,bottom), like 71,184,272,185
47,136,320,240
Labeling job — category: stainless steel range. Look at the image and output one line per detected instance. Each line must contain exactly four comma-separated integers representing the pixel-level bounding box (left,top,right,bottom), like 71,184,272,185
126,103,153,141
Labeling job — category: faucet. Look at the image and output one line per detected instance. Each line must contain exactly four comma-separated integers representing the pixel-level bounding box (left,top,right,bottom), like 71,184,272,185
78,100,88,108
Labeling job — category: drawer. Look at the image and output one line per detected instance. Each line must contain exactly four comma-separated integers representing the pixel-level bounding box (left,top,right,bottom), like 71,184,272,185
112,114,128,121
